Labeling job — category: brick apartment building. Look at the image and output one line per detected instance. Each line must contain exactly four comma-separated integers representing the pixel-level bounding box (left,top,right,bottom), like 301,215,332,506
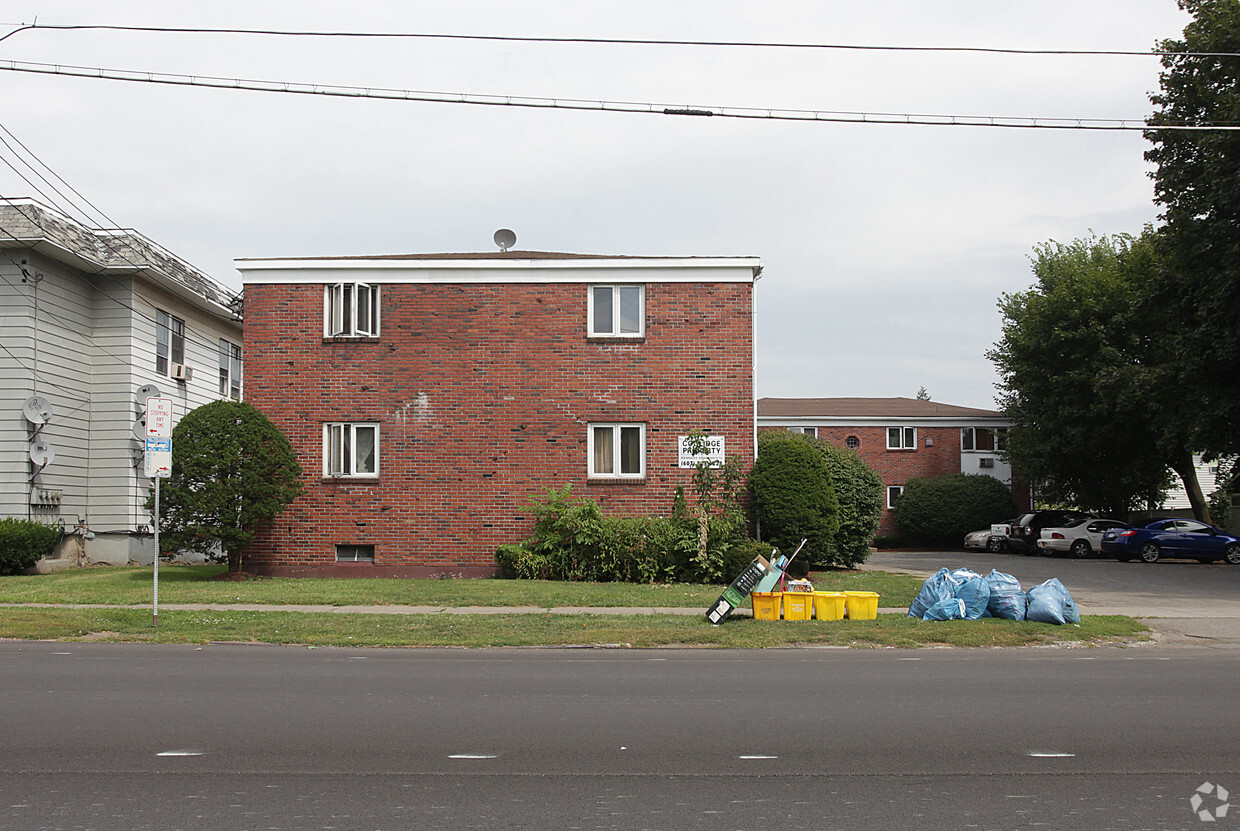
757,397,1030,537
237,251,761,577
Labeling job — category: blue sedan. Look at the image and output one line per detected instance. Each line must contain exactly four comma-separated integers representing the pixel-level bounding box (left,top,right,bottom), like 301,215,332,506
1101,518,1240,564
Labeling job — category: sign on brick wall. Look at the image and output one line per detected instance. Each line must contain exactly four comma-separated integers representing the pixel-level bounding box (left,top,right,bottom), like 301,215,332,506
678,435,725,468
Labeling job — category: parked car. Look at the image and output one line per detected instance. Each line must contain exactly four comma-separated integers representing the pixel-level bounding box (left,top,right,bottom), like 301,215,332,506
963,519,1016,552
1101,518,1240,564
1037,518,1130,558
1008,510,1091,555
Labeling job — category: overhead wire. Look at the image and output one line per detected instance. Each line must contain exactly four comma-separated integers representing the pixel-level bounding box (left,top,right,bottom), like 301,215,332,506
1,22,1236,58
1,59,1236,131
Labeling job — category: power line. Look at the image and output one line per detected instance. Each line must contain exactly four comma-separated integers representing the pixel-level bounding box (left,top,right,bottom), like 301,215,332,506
2,58,1237,132
1,22,1234,58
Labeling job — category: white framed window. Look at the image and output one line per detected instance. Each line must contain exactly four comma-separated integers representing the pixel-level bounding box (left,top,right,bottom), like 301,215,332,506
845,435,861,450
589,423,645,478
887,427,917,450
961,427,1008,452
887,485,904,509
218,338,242,400
788,426,817,438
324,423,379,477
588,284,644,337
155,310,185,376
325,282,380,337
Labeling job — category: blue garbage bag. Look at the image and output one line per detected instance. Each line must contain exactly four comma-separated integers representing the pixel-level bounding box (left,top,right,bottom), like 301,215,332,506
922,598,966,621
950,568,981,583
908,568,959,618
1025,578,1080,625
984,570,1026,621
954,575,991,620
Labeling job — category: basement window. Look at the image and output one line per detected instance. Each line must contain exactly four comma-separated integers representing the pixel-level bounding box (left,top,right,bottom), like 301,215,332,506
335,544,375,563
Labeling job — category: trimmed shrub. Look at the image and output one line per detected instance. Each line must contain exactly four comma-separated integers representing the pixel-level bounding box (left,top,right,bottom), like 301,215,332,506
893,473,1019,546
495,485,752,584
815,442,883,567
0,518,61,575
720,539,776,582
749,433,839,565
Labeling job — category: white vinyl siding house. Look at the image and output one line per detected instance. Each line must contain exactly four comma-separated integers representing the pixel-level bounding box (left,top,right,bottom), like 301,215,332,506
0,199,242,568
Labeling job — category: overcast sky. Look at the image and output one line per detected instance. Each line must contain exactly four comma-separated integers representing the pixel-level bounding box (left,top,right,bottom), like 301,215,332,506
0,1,1191,409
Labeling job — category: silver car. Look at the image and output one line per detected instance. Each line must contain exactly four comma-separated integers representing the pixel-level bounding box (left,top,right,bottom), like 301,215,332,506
1038,518,1130,558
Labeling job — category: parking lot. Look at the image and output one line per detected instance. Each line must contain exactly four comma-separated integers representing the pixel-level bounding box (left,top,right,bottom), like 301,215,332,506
866,548,1240,646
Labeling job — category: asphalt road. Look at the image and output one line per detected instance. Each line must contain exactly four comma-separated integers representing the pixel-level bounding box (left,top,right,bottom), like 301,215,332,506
3,642,1237,830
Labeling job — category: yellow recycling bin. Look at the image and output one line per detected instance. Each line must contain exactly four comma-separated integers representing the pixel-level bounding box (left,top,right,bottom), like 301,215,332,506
782,591,814,621
812,591,847,621
750,591,782,621
844,591,880,620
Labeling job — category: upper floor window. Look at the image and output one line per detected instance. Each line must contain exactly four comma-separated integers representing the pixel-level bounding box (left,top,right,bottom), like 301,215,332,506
887,427,917,450
324,423,379,477
961,427,1009,452
155,310,185,376
589,284,644,337
788,427,817,438
589,423,645,478
845,435,861,450
326,282,380,337
218,339,242,400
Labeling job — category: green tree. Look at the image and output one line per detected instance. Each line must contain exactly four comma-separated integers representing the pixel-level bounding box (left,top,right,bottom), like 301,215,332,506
749,432,839,565
150,401,303,572
893,474,1018,546
987,230,1182,516
1144,0,1240,474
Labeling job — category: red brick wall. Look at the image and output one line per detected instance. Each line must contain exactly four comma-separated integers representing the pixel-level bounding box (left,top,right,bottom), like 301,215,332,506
242,280,754,576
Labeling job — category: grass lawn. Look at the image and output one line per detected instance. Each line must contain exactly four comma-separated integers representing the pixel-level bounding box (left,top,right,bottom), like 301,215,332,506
0,565,1151,649
0,565,925,609
0,607,1147,649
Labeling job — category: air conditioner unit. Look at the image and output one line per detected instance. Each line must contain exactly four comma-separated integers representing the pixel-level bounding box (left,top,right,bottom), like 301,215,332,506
171,363,192,382
979,457,995,469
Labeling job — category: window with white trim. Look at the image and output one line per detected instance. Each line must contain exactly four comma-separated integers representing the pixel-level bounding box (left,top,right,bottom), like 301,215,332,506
589,285,644,337
961,427,1008,452
324,423,379,477
589,423,645,478
887,426,917,450
887,485,904,509
788,426,817,438
325,282,380,337
155,310,185,376
218,338,242,400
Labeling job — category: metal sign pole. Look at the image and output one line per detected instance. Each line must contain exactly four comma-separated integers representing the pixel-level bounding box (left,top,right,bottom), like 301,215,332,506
153,474,159,627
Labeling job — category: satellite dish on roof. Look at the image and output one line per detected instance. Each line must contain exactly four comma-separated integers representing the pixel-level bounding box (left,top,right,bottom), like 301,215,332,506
494,228,516,252
136,383,162,403
29,440,55,468
22,396,53,425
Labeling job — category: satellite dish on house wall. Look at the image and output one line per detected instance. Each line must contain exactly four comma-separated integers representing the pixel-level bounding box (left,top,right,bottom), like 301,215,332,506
29,440,55,467
493,229,516,252
136,383,162,403
132,414,148,441
22,396,53,425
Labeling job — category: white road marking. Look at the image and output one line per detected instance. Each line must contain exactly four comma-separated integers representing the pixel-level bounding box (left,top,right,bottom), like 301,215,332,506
1028,752,1075,758
157,751,203,757
739,755,778,760
449,754,497,759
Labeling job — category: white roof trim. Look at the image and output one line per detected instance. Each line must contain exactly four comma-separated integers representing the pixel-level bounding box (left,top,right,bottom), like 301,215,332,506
236,257,762,285
759,416,1012,428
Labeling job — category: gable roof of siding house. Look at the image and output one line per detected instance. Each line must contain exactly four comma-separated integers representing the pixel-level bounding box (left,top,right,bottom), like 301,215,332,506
0,198,239,318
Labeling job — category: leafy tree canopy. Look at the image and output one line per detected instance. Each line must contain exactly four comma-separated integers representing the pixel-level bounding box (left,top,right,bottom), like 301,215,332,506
149,400,303,572
1144,0,1240,457
893,473,1018,546
749,433,839,565
987,230,1181,516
